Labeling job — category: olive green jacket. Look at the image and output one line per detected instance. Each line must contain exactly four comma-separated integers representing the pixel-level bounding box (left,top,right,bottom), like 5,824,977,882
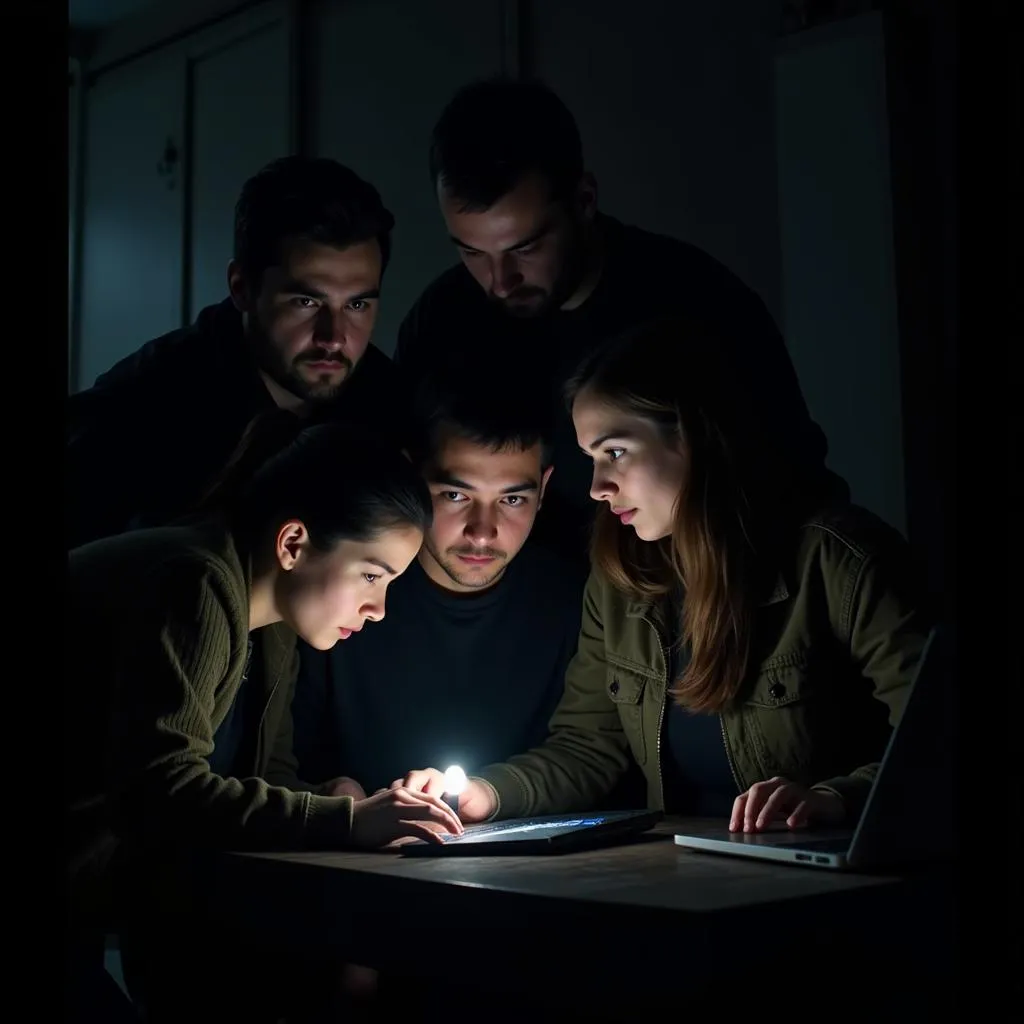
67,522,351,921
478,505,932,823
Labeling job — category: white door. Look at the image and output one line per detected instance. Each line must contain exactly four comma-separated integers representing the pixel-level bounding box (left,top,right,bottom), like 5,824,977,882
76,51,186,391
188,21,291,320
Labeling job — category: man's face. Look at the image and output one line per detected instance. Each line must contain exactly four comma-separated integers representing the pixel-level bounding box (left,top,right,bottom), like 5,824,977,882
420,434,552,592
229,236,383,403
439,170,593,318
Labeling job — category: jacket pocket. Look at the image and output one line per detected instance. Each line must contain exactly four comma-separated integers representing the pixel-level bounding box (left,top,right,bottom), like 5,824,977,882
743,654,820,776
606,668,649,766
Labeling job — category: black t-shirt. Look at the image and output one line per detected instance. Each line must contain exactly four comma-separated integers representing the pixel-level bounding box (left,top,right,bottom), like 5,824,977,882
395,215,833,560
661,591,740,816
207,638,259,779
290,542,586,795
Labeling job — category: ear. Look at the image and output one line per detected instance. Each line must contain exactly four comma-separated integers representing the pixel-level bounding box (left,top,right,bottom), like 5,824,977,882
274,519,310,571
575,172,598,223
227,259,253,313
538,465,555,507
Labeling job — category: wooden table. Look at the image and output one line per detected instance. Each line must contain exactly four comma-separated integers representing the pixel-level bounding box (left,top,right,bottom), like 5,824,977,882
207,818,955,1016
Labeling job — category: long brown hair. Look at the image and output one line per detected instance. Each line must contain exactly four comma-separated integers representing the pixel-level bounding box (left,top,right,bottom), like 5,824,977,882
567,318,830,713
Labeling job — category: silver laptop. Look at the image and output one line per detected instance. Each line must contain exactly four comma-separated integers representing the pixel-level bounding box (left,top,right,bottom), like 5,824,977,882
674,627,954,870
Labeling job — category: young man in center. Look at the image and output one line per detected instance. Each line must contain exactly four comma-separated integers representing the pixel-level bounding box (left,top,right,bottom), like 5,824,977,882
288,370,587,800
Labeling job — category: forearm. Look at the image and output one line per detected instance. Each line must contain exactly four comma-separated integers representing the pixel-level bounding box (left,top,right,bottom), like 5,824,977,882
129,762,355,850
477,728,632,819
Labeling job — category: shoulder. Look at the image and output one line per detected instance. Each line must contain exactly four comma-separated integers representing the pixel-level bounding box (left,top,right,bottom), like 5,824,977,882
608,217,770,316
72,523,247,624
71,300,239,418
396,264,488,360
789,505,927,623
796,504,912,569
406,263,477,318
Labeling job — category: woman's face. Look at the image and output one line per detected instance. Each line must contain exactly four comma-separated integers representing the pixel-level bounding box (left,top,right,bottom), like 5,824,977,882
275,523,423,650
573,390,687,542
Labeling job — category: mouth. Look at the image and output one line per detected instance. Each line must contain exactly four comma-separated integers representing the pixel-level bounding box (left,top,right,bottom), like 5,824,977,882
610,506,638,525
455,552,500,566
304,360,347,373
338,625,363,639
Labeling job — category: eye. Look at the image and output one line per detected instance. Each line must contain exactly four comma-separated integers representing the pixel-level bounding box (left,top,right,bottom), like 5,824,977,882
441,491,468,503
363,573,380,584
459,249,482,259
290,296,318,309
606,448,626,461
347,298,370,313
514,243,539,256
502,495,528,507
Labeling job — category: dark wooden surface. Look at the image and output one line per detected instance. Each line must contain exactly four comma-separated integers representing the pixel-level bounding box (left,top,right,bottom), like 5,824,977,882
230,818,904,913
205,816,955,1015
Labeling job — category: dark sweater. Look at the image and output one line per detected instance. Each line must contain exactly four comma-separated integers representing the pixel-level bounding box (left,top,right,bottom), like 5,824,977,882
291,542,586,795
67,298,404,549
395,215,839,558
66,522,353,920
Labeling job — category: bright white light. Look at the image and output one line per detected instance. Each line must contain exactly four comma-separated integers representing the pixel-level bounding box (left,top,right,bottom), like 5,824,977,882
443,765,467,795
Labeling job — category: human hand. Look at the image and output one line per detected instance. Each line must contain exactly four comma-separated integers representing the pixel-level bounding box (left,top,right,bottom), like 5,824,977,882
729,776,845,832
325,776,366,800
389,767,497,824
350,787,464,848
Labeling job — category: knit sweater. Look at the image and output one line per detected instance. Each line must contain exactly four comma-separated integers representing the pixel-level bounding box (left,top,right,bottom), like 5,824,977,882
66,520,354,919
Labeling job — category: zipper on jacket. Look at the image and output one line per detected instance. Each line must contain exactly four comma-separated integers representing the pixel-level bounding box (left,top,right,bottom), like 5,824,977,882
641,613,669,812
719,716,742,793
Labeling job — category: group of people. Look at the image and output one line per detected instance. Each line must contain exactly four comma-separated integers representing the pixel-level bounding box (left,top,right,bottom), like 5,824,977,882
67,78,934,1022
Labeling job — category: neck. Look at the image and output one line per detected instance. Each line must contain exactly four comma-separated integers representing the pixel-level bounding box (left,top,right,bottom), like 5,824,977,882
560,218,606,312
248,567,282,630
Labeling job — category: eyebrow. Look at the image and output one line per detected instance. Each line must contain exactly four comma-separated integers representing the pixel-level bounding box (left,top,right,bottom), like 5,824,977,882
431,474,539,494
450,220,554,255
584,429,638,451
366,557,398,576
278,280,380,302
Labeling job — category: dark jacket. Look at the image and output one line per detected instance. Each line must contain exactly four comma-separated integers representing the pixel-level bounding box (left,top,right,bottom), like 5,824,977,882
478,505,932,823
67,298,403,549
67,521,354,922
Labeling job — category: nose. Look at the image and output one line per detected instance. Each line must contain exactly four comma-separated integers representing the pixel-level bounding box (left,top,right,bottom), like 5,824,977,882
361,596,385,623
313,307,349,350
590,465,617,503
489,254,523,298
465,505,499,545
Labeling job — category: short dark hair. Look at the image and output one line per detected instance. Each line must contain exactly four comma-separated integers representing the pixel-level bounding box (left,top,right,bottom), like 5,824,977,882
429,78,584,212
197,411,432,552
406,366,554,470
233,156,395,288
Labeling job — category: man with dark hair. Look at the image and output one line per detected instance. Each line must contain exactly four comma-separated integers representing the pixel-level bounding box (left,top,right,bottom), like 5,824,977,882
68,156,400,549
289,368,585,802
396,78,842,557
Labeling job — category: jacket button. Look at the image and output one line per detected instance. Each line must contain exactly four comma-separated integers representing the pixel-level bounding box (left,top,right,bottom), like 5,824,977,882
768,682,786,699
610,679,619,695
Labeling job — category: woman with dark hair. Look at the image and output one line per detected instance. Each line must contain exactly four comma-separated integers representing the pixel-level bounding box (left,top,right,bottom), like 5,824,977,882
66,413,462,1022
394,318,933,834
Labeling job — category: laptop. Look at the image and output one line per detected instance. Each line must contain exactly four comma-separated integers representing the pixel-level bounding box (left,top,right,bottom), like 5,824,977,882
400,809,663,857
673,627,955,871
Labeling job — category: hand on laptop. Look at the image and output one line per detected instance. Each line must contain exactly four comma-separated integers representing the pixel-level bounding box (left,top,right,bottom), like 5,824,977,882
388,768,497,824
350,787,464,848
729,776,845,833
